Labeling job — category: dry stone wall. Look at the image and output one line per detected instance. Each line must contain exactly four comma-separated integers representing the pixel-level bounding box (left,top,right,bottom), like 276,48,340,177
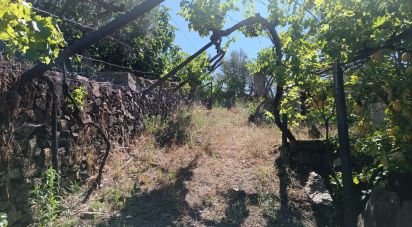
0,67,182,226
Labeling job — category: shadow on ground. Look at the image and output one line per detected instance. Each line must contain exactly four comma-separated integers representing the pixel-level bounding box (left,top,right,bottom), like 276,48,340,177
95,155,260,227
263,154,304,227
202,190,259,227
95,149,323,227
98,156,199,226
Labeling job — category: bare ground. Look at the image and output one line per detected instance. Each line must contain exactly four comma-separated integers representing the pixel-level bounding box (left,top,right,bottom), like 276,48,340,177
60,106,321,226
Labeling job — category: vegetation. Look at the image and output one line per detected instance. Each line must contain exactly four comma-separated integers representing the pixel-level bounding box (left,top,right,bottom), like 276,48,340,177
0,0,64,63
214,49,252,107
30,168,61,226
144,108,192,147
0,0,411,226
0,213,7,227
67,86,88,111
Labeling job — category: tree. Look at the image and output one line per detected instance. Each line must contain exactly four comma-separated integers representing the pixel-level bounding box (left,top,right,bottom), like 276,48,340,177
169,49,212,96
219,49,251,105
29,0,176,76
178,0,411,226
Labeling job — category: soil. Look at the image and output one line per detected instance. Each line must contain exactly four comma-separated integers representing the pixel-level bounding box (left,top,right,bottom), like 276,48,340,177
67,106,322,226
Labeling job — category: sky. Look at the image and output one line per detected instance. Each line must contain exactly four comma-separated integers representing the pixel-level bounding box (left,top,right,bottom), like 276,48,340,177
161,1,273,61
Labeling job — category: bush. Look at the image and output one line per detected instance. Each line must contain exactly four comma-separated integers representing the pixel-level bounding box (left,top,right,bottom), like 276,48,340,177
144,109,192,147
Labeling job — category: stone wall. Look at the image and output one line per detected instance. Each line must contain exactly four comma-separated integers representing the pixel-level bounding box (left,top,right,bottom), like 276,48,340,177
0,67,182,226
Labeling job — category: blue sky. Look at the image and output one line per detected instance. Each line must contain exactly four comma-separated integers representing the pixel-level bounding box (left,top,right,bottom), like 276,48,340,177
161,1,273,61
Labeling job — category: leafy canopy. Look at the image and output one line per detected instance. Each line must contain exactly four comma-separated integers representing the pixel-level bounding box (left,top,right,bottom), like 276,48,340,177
0,0,64,63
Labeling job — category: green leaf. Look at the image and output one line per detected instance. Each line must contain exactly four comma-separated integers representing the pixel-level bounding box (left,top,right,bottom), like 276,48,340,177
353,176,360,184
314,0,324,7
373,16,387,28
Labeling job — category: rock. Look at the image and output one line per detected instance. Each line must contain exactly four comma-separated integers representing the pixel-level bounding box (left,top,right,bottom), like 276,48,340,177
91,82,101,97
97,72,137,91
35,98,46,110
396,201,412,227
304,172,335,219
59,119,68,130
9,169,22,180
7,205,22,226
0,200,9,210
15,123,44,138
358,188,400,227
34,148,41,156
358,190,412,227
28,137,37,152
80,212,95,219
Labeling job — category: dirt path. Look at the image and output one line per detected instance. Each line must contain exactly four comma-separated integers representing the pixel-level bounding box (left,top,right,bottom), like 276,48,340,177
71,106,319,226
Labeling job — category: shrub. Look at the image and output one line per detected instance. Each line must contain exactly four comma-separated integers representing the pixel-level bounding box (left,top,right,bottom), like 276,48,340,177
144,109,192,147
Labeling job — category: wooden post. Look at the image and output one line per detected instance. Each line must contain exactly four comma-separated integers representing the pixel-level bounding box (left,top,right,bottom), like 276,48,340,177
333,63,355,227
51,87,59,173
208,81,213,109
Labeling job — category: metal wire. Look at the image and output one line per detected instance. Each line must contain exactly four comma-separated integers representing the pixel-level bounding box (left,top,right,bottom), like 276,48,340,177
75,54,162,76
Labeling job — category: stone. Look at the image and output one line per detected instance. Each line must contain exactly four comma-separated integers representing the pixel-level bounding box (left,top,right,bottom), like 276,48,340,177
0,200,9,210
59,119,68,130
358,188,400,227
95,98,102,106
35,98,46,110
304,172,335,219
28,137,37,152
7,205,22,226
15,123,44,138
9,168,22,180
58,147,67,156
34,148,41,156
97,72,137,91
370,102,385,125
91,82,101,97
396,201,412,227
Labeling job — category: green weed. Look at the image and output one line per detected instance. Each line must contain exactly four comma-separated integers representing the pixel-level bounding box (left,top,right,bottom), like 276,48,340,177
67,86,88,111
101,187,124,210
90,201,103,212
30,168,61,226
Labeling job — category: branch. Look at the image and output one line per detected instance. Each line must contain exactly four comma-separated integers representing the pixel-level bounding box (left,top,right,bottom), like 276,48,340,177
142,41,215,95
312,27,412,74
214,14,282,64
349,27,412,64
87,0,126,13
145,14,283,94
19,0,165,90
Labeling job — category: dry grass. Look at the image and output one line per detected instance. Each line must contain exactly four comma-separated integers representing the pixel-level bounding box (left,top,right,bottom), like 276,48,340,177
56,104,318,226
